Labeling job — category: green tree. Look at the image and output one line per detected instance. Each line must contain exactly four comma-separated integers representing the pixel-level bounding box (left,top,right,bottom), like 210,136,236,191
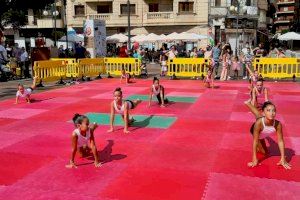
0,0,54,30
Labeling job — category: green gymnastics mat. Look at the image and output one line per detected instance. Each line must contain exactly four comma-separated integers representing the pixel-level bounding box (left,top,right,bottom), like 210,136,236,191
85,113,177,129
126,95,197,103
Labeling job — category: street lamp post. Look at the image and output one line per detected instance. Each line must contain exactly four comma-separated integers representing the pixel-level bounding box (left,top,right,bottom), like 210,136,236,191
229,1,247,56
43,0,59,47
127,0,131,52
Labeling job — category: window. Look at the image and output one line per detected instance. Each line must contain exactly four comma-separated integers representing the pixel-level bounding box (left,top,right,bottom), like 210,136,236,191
178,2,194,13
97,4,112,13
149,3,159,12
74,5,85,16
215,0,221,6
120,4,136,15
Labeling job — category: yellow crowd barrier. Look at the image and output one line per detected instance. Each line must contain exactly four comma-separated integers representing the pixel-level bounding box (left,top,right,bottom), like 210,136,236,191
78,58,106,77
105,58,141,76
253,58,300,79
167,58,209,77
51,58,80,78
33,60,66,82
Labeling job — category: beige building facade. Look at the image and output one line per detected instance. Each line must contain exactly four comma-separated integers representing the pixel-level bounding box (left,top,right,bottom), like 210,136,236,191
209,0,268,53
66,0,209,38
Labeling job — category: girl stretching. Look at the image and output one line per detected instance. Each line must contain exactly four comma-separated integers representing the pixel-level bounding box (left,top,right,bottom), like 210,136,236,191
245,65,260,89
251,78,269,108
244,100,291,169
120,68,131,84
15,76,38,104
204,69,214,88
108,87,141,134
148,77,169,107
66,114,101,168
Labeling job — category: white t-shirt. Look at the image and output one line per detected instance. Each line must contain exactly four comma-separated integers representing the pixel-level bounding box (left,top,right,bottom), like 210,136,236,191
16,88,32,98
168,50,177,59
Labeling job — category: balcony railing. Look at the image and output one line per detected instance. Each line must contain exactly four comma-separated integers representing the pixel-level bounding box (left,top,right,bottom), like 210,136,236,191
147,12,173,19
86,14,112,21
277,0,295,5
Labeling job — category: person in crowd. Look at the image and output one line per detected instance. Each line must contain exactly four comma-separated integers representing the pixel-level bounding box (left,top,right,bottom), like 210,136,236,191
75,42,86,59
20,47,29,78
119,43,128,58
231,56,241,80
212,42,221,78
160,46,168,76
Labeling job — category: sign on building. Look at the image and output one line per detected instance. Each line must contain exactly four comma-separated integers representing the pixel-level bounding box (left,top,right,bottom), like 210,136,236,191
83,19,106,58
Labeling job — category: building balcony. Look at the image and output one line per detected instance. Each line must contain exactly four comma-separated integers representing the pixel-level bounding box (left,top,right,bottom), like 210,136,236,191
86,13,141,27
276,10,295,14
87,13,112,21
210,7,228,16
143,11,206,26
143,12,174,25
36,18,64,28
277,0,295,5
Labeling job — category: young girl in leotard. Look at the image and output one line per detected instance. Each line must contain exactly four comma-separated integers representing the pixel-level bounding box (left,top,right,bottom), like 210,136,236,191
108,87,141,134
244,100,291,169
66,114,101,168
245,65,259,89
120,68,131,84
204,69,214,88
251,78,269,108
15,76,38,104
148,77,168,107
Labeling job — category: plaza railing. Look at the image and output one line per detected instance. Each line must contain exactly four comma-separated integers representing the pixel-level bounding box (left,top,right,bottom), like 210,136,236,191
104,57,141,76
253,58,300,79
167,58,209,77
33,60,66,82
78,58,106,77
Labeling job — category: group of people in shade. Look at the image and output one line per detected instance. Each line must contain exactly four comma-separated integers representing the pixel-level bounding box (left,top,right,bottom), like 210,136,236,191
14,72,291,170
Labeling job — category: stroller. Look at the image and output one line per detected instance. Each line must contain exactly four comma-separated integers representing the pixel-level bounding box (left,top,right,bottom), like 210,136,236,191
0,64,16,81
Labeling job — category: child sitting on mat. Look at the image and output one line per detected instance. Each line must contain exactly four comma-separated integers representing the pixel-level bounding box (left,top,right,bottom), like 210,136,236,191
108,87,141,134
120,68,131,84
15,76,38,104
66,113,101,169
148,77,169,107
203,69,214,88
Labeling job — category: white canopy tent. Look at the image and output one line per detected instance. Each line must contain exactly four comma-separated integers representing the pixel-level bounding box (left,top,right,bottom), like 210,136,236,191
167,32,207,41
278,32,300,41
131,34,146,42
106,33,128,43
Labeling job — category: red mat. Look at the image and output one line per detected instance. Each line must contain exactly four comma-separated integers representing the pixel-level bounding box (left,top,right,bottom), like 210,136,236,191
0,80,299,199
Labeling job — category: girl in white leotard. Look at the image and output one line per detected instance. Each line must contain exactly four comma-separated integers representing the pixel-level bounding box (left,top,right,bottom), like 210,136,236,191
148,77,168,107
244,100,291,170
108,87,141,134
15,76,38,104
66,114,101,169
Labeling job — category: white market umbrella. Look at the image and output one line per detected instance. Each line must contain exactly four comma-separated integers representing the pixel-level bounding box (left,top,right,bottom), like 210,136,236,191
106,33,128,43
165,32,179,41
131,34,146,42
278,32,300,41
143,33,160,42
